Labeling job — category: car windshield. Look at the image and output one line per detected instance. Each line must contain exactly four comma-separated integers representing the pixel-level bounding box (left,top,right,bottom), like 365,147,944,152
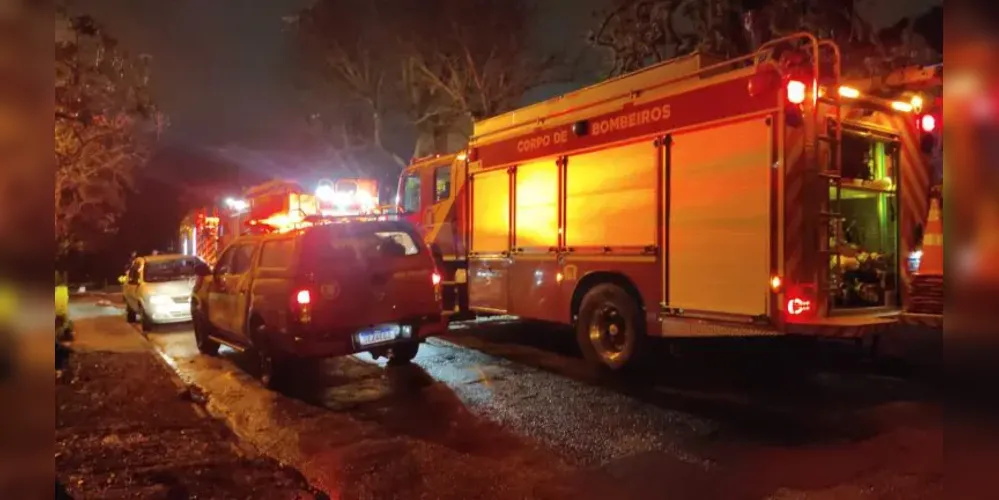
144,257,200,283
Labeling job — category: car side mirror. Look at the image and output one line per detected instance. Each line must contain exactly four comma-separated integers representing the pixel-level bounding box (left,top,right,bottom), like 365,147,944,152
194,263,212,277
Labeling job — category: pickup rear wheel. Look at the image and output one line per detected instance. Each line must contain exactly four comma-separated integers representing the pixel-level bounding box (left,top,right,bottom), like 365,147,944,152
576,284,647,372
252,323,288,389
192,311,219,356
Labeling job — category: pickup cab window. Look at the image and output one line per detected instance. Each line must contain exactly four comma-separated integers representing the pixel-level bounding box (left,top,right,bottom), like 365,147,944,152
305,223,422,266
230,245,255,274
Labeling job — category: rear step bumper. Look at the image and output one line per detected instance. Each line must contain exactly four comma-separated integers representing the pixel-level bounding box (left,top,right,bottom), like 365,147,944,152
898,312,943,329
786,315,898,338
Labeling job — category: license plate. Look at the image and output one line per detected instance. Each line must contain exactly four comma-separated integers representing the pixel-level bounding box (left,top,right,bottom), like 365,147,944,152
355,324,402,347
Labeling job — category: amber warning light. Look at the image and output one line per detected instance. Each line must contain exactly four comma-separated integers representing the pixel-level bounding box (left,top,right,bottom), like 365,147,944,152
769,276,782,292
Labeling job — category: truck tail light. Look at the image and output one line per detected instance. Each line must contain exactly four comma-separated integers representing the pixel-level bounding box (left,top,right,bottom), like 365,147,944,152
920,114,937,133
783,283,817,321
291,287,313,324
770,275,782,292
786,297,812,316
786,80,807,105
431,271,442,286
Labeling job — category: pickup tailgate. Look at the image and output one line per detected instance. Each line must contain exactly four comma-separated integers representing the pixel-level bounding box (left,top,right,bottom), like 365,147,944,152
300,221,439,333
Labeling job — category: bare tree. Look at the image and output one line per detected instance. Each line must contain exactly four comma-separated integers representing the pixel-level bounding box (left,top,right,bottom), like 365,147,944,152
292,0,570,159
402,0,569,120
55,7,165,255
590,0,940,78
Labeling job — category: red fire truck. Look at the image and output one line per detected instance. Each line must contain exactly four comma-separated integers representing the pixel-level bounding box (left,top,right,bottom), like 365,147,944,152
399,33,943,370
181,178,382,265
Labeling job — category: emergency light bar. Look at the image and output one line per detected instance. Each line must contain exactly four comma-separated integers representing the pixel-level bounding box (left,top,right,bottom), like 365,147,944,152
315,183,378,214
820,85,919,114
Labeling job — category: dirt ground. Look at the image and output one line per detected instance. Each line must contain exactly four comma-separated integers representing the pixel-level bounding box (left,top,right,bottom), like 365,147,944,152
56,348,325,499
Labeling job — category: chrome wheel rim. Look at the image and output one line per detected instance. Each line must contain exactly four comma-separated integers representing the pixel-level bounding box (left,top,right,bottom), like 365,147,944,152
588,305,628,364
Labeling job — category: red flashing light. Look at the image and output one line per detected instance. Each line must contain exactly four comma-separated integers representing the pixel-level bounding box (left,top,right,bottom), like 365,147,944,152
431,271,442,286
920,114,936,133
786,80,807,105
295,289,311,305
786,297,811,316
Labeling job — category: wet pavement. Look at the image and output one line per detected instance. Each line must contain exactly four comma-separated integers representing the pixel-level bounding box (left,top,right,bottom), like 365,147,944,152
69,299,942,499
56,303,324,499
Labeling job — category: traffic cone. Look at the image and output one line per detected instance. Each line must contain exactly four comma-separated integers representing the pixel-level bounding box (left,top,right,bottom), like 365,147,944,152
918,197,943,276
907,196,943,315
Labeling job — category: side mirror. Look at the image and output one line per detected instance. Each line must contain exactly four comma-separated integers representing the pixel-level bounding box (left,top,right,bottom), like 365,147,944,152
194,263,212,277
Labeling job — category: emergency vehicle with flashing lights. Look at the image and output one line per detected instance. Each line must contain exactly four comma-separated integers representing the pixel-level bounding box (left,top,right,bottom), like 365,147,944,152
179,177,383,267
399,32,943,371
189,211,446,389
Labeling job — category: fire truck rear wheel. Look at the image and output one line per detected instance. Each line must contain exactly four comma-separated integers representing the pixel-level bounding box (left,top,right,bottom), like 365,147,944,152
576,283,647,372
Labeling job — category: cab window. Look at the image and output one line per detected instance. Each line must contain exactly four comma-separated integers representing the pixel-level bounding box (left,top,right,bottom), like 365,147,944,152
401,172,421,213
230,245,256,274
434,165,451,203
215,247,237,275
259,238,295,268
305,223,422,266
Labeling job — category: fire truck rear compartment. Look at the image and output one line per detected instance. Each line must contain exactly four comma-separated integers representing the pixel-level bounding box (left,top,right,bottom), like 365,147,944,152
666,116,774,320
826,127,901,312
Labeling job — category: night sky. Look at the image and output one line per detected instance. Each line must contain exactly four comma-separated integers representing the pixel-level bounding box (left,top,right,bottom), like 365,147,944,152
80,0,938,156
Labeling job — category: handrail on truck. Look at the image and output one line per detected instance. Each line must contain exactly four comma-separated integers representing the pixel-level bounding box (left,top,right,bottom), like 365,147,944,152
473,32,835,143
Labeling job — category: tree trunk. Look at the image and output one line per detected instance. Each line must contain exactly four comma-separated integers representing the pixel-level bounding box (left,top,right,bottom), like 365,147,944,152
372,109,384,149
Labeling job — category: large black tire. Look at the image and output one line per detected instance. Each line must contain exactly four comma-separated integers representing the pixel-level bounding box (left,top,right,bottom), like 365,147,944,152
387,341,420,366
251,322,288,390
125,305,137,323
575,283,648,372
192,311,220,356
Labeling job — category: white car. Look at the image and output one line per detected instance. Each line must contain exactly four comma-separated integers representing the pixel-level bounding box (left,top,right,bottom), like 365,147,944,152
122,254,201,330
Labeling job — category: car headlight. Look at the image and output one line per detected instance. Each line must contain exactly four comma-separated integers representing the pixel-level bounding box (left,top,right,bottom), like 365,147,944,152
147,295,172,305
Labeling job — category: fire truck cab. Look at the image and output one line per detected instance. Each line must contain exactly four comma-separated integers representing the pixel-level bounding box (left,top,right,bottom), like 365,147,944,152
400,33,942,371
